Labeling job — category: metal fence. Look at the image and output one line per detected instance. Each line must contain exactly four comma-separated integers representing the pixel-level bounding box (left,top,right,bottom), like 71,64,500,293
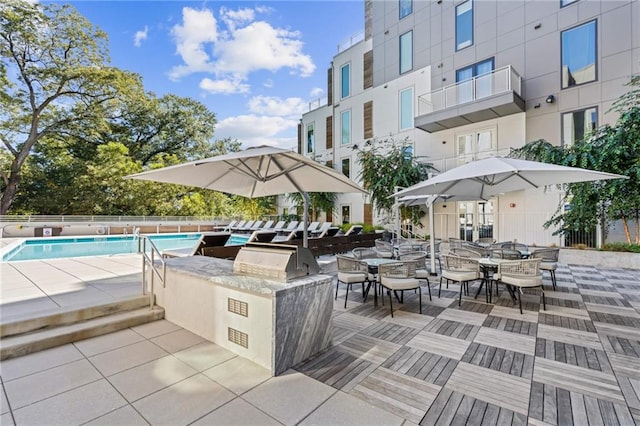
0,215,221,223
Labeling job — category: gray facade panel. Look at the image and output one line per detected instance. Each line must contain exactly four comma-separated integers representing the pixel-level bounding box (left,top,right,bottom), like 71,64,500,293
497,5,525,35
601,51,634,82
524,33,559,81
600,4,633,57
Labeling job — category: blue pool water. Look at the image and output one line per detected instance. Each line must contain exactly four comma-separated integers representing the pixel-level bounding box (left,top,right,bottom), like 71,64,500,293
2,233,250,262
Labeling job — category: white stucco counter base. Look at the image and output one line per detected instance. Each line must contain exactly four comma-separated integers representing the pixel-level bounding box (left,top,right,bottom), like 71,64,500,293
150,256,333,376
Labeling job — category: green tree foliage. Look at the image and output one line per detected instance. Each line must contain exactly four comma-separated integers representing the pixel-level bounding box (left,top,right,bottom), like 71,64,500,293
511,75,640,244
0,0,140,214
286,191,336,222
356,137,435,225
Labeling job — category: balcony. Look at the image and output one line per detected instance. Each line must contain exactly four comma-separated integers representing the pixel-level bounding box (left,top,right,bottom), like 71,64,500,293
416,66,525,133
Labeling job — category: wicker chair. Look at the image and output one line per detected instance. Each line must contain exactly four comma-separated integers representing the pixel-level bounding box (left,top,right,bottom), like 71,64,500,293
336,255,372,308
398,251,432,301
488,248,522,260
495,258,545,314
352,247,378,260
449,246,485,258
440,254,482,305
378,261,421,317
374,239,394,259
531,248,559,289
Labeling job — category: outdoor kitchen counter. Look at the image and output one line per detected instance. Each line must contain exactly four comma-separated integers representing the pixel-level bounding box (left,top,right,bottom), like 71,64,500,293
151,256,334,376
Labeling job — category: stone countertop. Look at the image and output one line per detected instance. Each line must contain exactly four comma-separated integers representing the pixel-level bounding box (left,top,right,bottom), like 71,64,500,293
163,256,332,296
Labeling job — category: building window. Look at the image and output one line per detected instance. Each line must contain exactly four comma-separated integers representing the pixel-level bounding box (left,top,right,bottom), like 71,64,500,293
456,58,494,103
341,63,351,98
457,129,495,164
399,0,412,19
456,1,473,51
341,205,350,224
306,122,315,154
561,0,579,7
399,88,414,130
562,107,597,146
341,158,350,178
341,110,351,145
399,31,413,74
561,20,596,89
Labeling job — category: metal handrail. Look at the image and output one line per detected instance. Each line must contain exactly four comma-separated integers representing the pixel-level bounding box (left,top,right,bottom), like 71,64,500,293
139,236,166,309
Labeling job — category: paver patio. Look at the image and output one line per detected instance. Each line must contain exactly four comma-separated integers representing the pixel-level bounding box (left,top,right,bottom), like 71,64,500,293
1,254,640,425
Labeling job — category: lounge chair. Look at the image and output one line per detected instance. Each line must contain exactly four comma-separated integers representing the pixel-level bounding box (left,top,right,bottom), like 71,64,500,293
258,220,274,230
214,220,236,232
246,230,277,243
344,225,363,236
272,229,304,242
272,220,287,232
162,232,231,258
248,220,263,231
277,221,299,235
236,220,256,233
313,226,340,238
230,220,247,232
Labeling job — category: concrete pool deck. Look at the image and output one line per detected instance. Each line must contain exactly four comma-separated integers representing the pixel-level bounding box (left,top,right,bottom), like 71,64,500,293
2,250,640,425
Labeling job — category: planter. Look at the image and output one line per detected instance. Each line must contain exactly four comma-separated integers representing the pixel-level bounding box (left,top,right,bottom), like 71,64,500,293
559,248,640,270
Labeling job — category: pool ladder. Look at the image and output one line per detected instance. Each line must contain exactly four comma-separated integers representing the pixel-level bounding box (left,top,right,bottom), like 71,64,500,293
138,236,166,309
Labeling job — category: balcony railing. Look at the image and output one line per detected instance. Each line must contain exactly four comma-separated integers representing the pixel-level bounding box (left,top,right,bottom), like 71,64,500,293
337,30,365,53
418,65,523,116
307,97,328,112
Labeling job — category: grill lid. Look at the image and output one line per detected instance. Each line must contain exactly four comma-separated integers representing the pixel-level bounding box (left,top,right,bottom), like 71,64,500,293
233,243,320,282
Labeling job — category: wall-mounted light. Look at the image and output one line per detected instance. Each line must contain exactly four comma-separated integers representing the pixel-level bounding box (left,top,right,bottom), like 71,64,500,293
546,94,555,104
442,77,446,81
384,30,389,35
351,144,359,150
442,140,447,144
534,23,542,30
437,0,443,4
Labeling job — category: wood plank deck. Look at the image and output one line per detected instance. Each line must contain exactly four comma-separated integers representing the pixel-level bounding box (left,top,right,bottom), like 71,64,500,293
293,262,640,425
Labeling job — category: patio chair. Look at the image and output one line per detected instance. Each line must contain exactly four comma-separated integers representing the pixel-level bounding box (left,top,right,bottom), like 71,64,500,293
271,220,286,232
488,248,522,260
229,220,246,232
311,222,331,236
378,261,422,317
352,247,378,260
494,258,545,314
475,237,495,245
375,239,394,259
439,254,481,305
236,220,256,233
531,248,559,290
272,229,304,242
162,232,231,258
502,242,529,253
449,246,485,258
398,251,432,301
336,254,372,308
448,238,464,249
425,240,442,274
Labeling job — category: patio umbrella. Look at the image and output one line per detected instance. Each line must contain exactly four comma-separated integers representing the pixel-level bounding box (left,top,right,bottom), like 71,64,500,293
126,146,367,248
394,156,627,200
393,156,627,272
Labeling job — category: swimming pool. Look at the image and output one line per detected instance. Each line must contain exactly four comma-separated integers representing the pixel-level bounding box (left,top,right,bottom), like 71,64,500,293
2,233,250,262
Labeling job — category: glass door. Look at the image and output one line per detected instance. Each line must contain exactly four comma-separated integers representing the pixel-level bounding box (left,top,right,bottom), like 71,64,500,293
458,201,494,242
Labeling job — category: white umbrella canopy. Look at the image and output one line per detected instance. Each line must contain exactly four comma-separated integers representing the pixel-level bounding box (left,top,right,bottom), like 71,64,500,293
394,156,627,200
127,146,367,247
393,157,627,273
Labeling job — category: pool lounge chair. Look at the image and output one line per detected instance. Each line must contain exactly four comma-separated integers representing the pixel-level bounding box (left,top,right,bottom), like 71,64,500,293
236,220,256,233
257,220,274,230
272,220,287,232
229,220,247,232
344,225,363,236
313,226,340,238
277,221,299,235
272,229,304,242
246,230,277,243
162,232,231,258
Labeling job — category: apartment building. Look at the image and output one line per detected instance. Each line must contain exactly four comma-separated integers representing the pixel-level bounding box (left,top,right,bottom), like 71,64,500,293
297,0,639,246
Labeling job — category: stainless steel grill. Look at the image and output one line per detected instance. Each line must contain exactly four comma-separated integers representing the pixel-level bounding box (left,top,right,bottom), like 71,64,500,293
233,243,320,282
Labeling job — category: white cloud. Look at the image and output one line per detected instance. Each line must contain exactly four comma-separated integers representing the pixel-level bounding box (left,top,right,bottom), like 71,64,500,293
214,22,314,78
248,96,306,118
216,114,299,148
200,78,250,95
169,8,218,80
133,25,148,47
310,87,324,98
263,79,274,88
168,5,315,91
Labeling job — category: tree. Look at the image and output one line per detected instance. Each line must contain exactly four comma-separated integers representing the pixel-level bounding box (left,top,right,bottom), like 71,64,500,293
512,75,640,244
356,136,435,227
286,192,336,222
0,0,140,214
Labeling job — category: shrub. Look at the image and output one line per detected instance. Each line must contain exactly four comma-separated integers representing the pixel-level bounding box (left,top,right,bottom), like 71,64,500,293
601,242,640,253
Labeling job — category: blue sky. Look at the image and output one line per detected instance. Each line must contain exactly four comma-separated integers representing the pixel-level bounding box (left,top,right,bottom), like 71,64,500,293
66,1,364,150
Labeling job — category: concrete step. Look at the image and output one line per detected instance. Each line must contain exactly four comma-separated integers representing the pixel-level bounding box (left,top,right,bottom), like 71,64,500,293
1,306,164,360
1,295,151,338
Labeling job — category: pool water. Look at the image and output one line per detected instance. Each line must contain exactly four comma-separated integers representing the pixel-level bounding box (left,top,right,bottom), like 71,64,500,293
2,233,250,262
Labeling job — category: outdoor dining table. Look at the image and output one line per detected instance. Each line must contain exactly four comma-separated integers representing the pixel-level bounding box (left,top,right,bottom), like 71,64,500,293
473,257,518,304
360,258,400,306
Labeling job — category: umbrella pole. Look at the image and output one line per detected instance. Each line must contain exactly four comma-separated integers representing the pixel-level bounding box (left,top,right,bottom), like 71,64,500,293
302,192,310,248
428,197,437,275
